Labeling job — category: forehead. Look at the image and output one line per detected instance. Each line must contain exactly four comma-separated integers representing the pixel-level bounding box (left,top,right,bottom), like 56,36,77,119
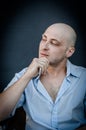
43,28,63,42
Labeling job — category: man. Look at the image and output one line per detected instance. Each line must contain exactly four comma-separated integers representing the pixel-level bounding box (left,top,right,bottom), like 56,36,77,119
0,23,86,130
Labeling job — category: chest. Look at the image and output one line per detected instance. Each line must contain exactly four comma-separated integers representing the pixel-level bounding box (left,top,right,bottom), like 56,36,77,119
40,75,65,101
26,78,85,130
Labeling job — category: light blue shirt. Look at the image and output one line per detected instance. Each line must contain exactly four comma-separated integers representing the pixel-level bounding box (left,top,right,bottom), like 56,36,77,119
7,60,86,130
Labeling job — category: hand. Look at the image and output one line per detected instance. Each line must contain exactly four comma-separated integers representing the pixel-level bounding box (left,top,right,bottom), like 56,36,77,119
26,57,49,78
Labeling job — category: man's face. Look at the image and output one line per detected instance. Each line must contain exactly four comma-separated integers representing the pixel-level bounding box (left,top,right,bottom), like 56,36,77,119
39,28,69,66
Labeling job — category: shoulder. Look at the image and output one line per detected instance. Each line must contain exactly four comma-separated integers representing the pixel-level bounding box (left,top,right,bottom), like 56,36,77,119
68,60,86,77
15,67,28,79
74,65,86,79
4,67,28,90
72,64,86,73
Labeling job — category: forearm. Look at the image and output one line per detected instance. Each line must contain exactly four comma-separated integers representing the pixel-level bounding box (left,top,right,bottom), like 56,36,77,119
0,57,49,121
0,71,32,121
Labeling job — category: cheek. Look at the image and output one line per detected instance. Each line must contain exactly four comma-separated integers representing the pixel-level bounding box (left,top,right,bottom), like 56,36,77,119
51,48,66,57
39,42,43,49
50,48,60,54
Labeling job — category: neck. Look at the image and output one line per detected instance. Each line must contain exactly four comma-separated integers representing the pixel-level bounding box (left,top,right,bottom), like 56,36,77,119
47,60,67,77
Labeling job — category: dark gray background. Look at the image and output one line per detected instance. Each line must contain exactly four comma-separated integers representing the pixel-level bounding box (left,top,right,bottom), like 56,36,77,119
0,0,86,92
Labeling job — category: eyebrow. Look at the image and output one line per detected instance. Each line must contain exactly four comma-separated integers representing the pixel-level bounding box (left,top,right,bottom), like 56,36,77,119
42,34,47,38
42,34,61,43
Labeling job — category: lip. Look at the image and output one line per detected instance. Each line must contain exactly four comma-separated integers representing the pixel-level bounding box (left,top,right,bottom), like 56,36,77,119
40,52,49,57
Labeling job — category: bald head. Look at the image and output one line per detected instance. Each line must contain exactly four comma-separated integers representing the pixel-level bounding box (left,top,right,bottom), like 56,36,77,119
45,23,77,47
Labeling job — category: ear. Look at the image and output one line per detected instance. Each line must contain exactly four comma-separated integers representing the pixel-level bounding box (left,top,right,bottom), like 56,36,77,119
66,46,75,58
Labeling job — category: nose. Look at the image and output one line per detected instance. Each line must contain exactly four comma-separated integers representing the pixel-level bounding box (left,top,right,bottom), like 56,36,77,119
43,41,49,49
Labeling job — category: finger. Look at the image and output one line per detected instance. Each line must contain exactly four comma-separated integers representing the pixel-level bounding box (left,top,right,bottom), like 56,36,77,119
35,57,49,75
38,62,48,74
38,68,42,77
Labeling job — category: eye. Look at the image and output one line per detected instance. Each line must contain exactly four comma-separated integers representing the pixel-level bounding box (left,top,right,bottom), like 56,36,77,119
50,40,58,46
50,40,61,46
41,35,47,42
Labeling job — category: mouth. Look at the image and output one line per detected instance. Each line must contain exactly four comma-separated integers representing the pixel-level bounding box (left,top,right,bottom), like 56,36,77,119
40,52,49,57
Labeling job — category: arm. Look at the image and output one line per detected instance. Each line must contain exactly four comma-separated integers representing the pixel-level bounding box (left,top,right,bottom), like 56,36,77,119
0,57,49,121
0,68,32,121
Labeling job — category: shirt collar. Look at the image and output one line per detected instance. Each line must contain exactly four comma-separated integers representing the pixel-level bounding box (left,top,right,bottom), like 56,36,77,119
35,60,80,83
66,60,81,78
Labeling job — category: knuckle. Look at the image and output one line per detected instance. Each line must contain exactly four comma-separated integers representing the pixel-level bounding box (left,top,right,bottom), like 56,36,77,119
33,58,38,62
